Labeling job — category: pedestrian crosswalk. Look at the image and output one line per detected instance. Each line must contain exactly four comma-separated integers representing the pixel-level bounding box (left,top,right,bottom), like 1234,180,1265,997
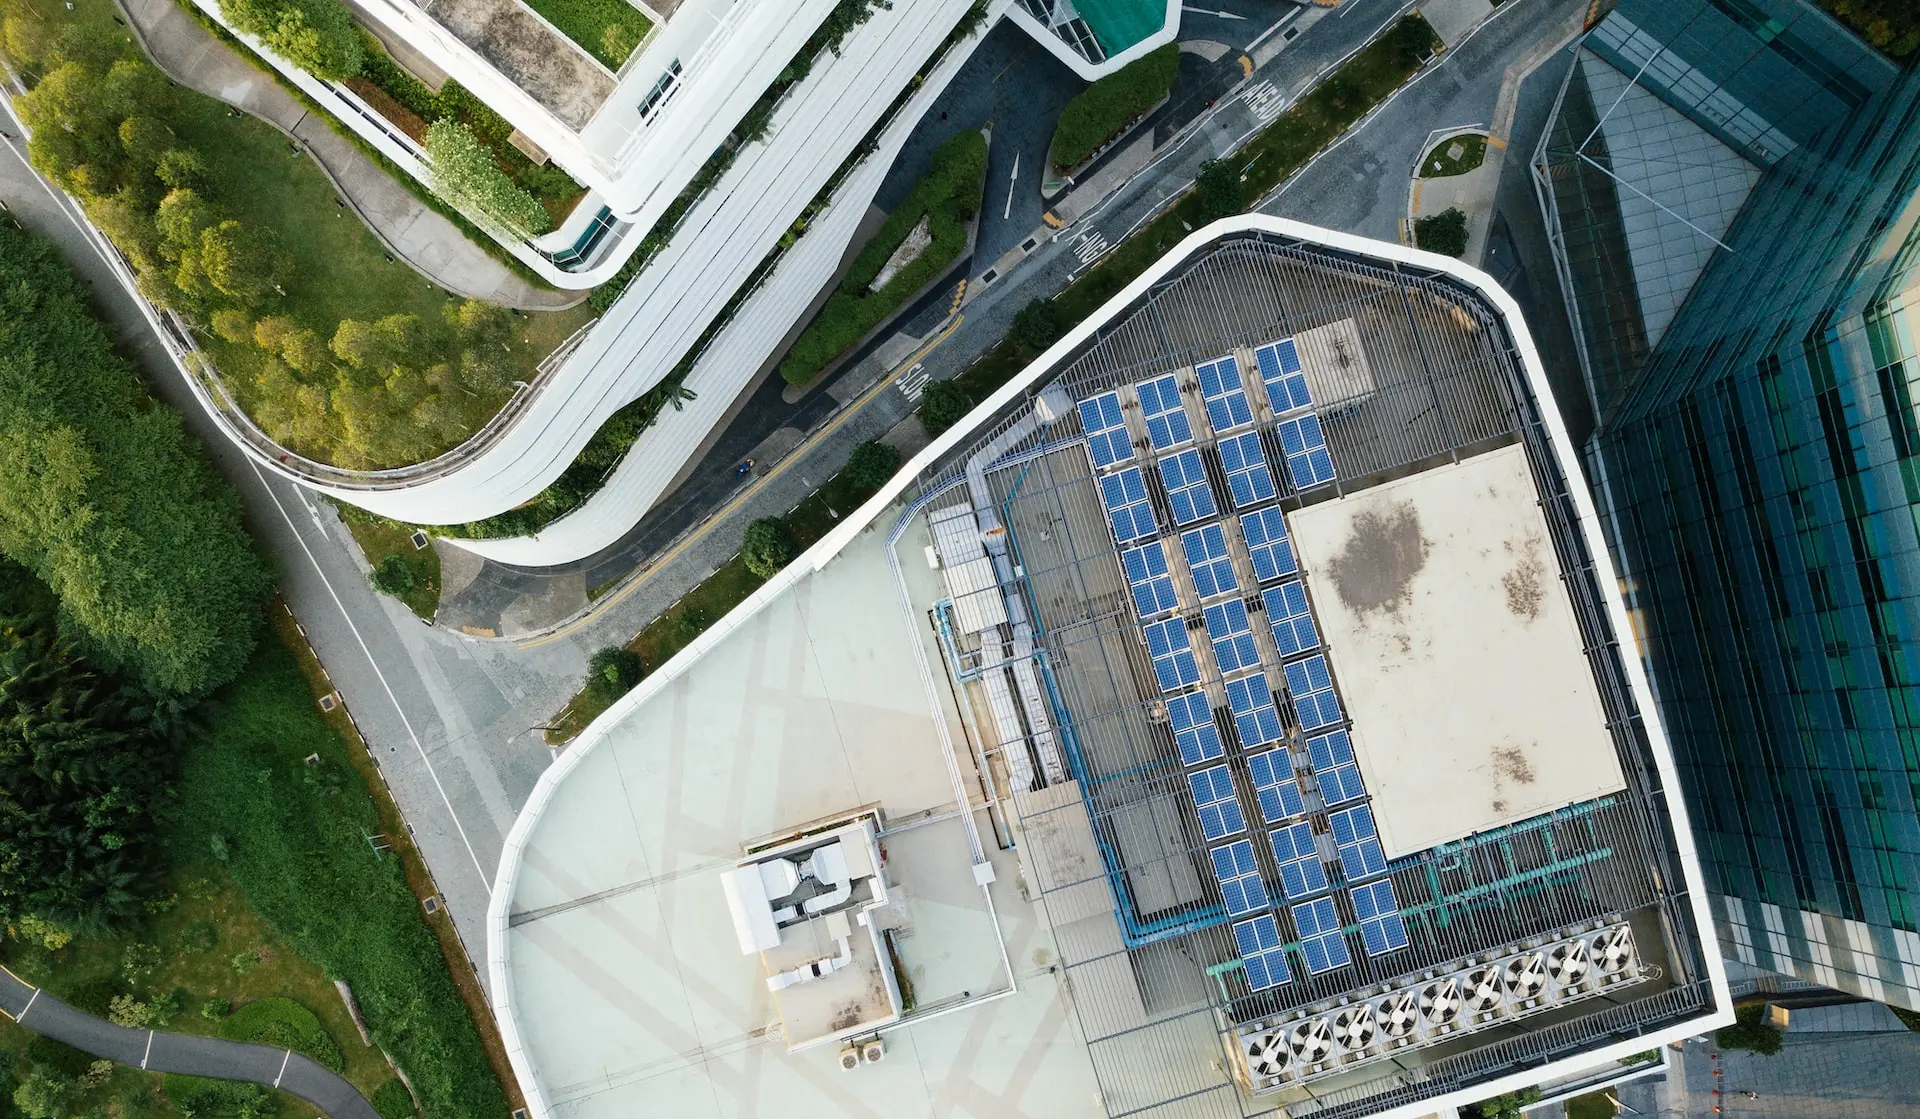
1244,79,1284,123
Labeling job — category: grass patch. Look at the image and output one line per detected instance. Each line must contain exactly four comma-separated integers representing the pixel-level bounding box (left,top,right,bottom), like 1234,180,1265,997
1418,131,1486,177
523,0,651,69
1048,43,1180,171
1566,1091,1616,1119
779,131,987,387
338,506,441,618
220,997,345,1072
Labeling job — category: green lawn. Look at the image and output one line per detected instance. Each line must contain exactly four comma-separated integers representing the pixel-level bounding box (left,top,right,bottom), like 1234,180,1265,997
1565,1091,1616,1119
524,0,653,69
339,507,442,619
1419,132,1487,177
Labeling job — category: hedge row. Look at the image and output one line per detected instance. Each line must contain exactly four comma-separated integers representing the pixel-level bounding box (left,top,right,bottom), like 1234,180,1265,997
778,130,987,387
1048,43,1180,171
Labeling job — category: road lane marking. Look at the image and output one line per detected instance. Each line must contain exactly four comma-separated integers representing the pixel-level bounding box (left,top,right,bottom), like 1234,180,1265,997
141,1031,154,1069
274,1048,293,1086
1181,6,1246,17
1004,152,1019,220
898,364,931,401
17,988,39,1024
1072,230,1109,265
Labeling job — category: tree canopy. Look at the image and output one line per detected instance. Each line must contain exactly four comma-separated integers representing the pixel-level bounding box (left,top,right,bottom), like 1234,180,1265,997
0,223,272,696
425,119,551,236
216,0,364,79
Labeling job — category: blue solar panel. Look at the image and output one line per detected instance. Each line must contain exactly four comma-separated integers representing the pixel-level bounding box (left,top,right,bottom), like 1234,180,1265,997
1158,449,1217,525
1269,821,1329,899
1144,617,1200,690
1292,897,1351,974
1330,804,1388,881
1256,339,1311,414
1351,879,1410,955
1197,356,1254,432
1233,914,1292,991
1217,431,1277,508
1226,673,1285,747
1078,392,1133,468
1211,840,1269,917
1121,541,1179,617
1239,508,1298,582
1100,468,1158,543
1285,655,1343,731
1188,765,1246,840
1204,599,1260,675
1137,375,1191,449
1166,690,1225,764
1262,581,1319,657
1277,415,1336,490
1180,524,1237,600
1247,748,1305,822
1307,730,1366,806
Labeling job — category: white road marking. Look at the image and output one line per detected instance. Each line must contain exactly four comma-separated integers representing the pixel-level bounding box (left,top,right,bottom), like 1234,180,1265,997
1004,152,1019,221
897,364,931,401
141,1031,154,1069
274,1048,293,1086
1072,230,1110,266
1244,79,1285,123
18,988,39,1023
1245,7,1302,50
1182,5,1246,17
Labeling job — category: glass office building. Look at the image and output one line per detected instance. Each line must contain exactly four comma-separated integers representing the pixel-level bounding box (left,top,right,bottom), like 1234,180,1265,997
1538,0,1920,1008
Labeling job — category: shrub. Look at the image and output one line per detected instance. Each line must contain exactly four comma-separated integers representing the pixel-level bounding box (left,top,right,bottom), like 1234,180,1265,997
425,119,551,236
1010,298,1065,354
12,1070,77,1119
1460,1088,1541,1119
584,646,644,705
201,997,231,1020
1414,207,1469,257
842,441,900,491
372,1079,416,1119
220,997,345,1072
1195,158,1244,222
219,0,363,79
1049,44,1180,170
741,518,799,580
1716,1004,1784,1055
24,1037,92,1079
918,378,972,437
163,1074,272,1119
371,554,417,597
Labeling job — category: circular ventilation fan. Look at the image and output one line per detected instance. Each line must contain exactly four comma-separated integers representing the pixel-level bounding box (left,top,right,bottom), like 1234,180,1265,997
1289,1018,1336,1064
1376,991,1419,1037
1333,1008,1375,1050
1549,939,1591,985
1594,926,1634,974
1243,1031,1290,1078
1505,953,1549,998
1419,978,1461,1023
1464,967,1504,1012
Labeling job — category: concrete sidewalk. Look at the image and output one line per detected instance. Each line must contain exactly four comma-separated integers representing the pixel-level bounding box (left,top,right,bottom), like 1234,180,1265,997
119,0,580,311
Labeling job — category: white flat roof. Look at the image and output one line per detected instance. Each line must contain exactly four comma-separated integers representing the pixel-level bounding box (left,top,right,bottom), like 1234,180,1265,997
1287,443,1626,857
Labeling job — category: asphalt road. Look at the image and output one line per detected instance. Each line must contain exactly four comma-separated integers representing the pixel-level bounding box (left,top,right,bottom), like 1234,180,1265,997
0,968,380,1119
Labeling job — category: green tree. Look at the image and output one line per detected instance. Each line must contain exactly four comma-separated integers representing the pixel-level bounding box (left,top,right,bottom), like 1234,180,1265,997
198,219,284,306
370,554,416,597
741,517,799,580
917,378,971,437
0,224,272,696
585,646,644,705
842,440,900,491
12,1070,78,1119
1010,297,1065,354
1461,1087,1541,1119
217,0,362,79
1195,158,1244,222
424,119,551,236
0,585,176,932
1414,207,1469,258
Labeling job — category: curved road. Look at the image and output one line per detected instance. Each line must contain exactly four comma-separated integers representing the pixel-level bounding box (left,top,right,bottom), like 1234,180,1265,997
0,968,380,1119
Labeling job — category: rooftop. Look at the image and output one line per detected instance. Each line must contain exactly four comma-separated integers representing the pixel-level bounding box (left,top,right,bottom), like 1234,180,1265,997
487,217,1729,1119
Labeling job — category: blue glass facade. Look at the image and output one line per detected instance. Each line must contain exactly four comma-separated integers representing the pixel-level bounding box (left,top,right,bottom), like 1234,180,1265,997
1590,47,1920,1006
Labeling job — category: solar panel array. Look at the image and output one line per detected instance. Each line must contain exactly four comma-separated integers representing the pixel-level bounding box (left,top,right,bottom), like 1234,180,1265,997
1078,340,1410,996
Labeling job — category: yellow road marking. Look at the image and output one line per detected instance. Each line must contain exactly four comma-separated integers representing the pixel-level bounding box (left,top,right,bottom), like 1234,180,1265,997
1486,135,1508,151
1409,180,1422,210
1239,55,1253,78
1041,210,1065,229
517,315,968,649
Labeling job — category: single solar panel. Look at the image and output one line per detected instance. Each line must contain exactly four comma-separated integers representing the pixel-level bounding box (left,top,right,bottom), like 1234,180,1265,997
1307,729,1366,806
1167,690,1225,764
1144,617,1200,690
1256,339,1311,414
1188,764,1246,840
1100,468,1158,543
1204,599,1260,675
1137,375,1192,449
1211,840,1270,917
1352,879,1410,955
1181,524,1238,600
1158,449,1217,525
1218,431,1277,508
1277,414,1336,490
1262,580,1319,657
1197,355,1255,432
1247,748,1305,822
1269,820,1329,900
1226,673,1285,747
1121,541,1180,617
1239,508,1298,582
1292,896,1352,974
1078,392,1133,468
1234,914,1291,991
1284,655,1343,731
1330,804,1388,881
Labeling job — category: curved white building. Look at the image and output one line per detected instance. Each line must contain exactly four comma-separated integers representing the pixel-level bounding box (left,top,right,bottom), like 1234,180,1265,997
485,216,1730,1119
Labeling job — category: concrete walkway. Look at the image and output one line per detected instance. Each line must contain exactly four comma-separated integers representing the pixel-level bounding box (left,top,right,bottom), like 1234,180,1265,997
119,0,581,311
0,967,382,1119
